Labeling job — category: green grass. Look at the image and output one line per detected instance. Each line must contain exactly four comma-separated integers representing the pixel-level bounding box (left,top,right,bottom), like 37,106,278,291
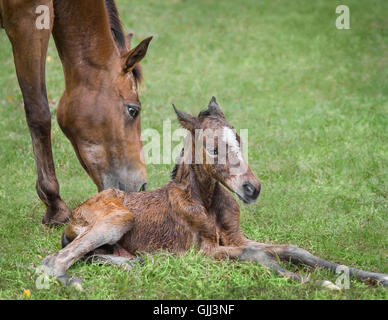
0,0,387,299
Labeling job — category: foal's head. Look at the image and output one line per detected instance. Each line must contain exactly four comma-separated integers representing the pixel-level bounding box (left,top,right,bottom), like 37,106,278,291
173,97,261,204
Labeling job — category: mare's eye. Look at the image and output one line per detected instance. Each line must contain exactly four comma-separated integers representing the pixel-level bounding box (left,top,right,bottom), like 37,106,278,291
125,104,140,119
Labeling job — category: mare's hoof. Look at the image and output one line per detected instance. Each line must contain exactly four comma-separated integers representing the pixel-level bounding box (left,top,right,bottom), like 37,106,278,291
42,201,72,227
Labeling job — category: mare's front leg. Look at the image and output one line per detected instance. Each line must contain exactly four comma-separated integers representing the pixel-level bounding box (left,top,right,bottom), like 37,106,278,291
41,199,136,286
2,0,71,225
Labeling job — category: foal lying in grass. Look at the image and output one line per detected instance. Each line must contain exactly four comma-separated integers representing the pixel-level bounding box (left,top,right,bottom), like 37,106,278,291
42,97,388,289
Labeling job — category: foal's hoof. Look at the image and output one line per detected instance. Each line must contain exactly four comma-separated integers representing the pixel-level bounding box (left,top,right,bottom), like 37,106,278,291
315,280,341,291
42,201,72,227
56,275,83,290
377,276,388,287
121,257,143,271
68,277,84,290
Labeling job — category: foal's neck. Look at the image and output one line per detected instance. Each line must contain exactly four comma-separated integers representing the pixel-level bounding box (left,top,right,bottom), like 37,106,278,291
52,0,120,89
174,163,218,210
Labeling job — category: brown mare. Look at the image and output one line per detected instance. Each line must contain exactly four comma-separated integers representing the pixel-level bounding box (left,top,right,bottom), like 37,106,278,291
42,97,388,289
0,0,152,226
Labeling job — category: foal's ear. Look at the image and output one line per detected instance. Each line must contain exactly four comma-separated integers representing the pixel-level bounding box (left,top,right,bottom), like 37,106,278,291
208,96,225,118
123,36,153,73
172,104,198,132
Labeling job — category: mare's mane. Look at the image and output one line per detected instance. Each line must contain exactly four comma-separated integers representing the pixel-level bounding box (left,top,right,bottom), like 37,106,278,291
104,0,143,83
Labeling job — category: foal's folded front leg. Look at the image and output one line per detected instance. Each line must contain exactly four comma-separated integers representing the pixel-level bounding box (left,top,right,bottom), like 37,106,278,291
41,201,135,286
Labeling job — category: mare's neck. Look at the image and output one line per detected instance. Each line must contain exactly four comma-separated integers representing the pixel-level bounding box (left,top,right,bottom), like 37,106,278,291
52,0,119,90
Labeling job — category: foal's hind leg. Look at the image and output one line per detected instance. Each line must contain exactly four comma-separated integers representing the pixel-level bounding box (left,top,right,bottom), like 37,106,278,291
208,246,327,286
2,0,71,225
202,246,339,289
41,200,135,286
244,239,388,287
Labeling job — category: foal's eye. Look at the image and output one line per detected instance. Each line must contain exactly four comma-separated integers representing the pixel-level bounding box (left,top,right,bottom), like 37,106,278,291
125,104,140,119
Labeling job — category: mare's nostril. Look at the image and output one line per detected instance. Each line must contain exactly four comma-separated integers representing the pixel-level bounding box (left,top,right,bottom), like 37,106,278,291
139,183,147,192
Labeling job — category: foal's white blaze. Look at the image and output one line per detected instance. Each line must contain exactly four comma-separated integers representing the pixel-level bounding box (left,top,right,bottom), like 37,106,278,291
222,126,243,161
221,126,249,175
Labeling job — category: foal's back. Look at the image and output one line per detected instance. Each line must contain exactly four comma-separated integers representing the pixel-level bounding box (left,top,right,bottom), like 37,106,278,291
66,185,199,255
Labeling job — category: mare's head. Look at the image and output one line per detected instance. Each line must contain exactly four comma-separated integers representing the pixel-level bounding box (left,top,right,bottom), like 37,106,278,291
172,97,261,204
56,3,152,193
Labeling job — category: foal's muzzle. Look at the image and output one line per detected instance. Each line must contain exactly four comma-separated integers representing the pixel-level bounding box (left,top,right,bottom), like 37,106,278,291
241,182,260,204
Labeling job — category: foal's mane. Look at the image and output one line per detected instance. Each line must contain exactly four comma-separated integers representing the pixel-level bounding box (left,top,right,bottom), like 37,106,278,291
170,147,184,180
104,0,143,83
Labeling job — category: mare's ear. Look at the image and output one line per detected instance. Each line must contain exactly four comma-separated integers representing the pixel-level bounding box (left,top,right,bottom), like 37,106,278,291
123,36,153,73
172,104,199,132
125,32,134,50
208,96,225,118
